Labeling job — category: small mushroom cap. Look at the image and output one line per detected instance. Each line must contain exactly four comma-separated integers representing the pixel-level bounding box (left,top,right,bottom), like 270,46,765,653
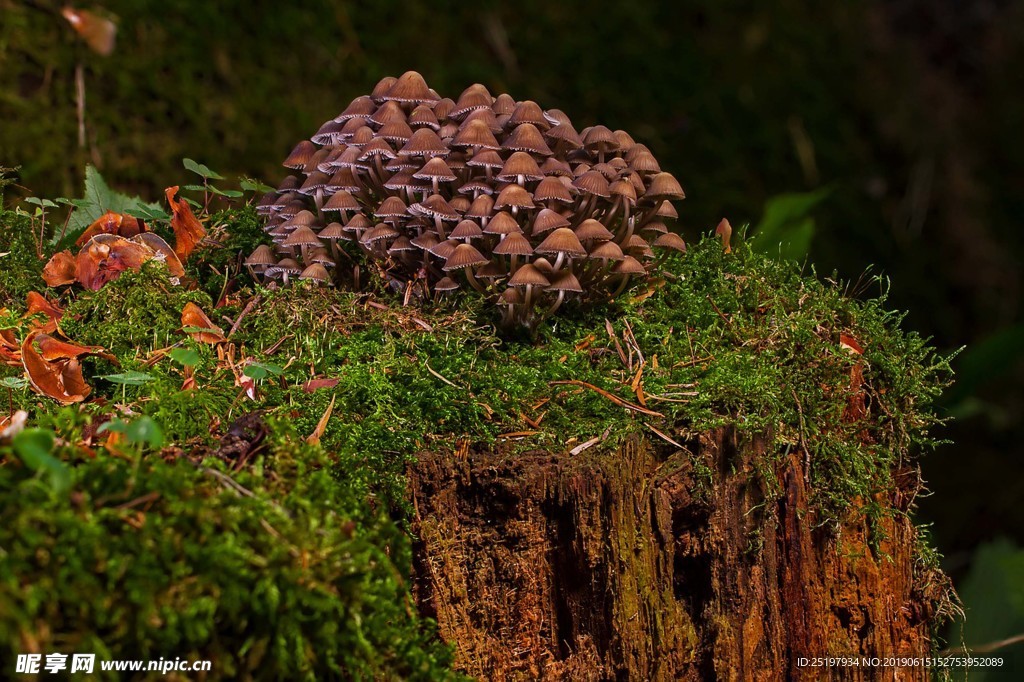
573,170,611,198
371,75,398,101
613,255,647,275
466,148,504,168
653,232,687,252
412,194,460,221
475,261,505,279
545,122,583,148
322,190,361,213
282,225,324,248
299,263,333,284
492,93,516,116
589,240,625,261
362,224,400,244
382,71,438,104
644,172,685,200
429,239,459,259
508,100,548,128
433,97,456,120
466,194,496,218
574,219,614,242
399,128,449,157
533,176,575,204
450,219,484,240
483,211,522,235
452,119,501,150
388,236,417,252
494,184,535,210
492,232,534,256
309,248,337,265
656,200,679,219
267,258,302,276
359,137,397,160
411,231,441,250
434,276,460,292
547,270,583,293
502,123,552,156
245,244,277,268
376,195,409,219
318,222,347,240
535,227,587,258
283,140,317,169
610,179,638,202
377,120,415,143
414,157,457,182
532,208,572,235
409,104,441,130
443,243,489,271
452,83,493,118
508,263,551,288
499,287,523,304
540,157,573,177
335,95,376,121
583,124,619,151
497,152,543,182
639,220,669,235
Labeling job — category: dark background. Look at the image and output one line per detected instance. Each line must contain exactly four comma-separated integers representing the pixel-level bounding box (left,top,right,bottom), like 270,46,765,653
2,0,1022,655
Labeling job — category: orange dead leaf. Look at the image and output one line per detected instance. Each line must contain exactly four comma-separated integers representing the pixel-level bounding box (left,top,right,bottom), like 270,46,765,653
306,394,336,446
76,234,153,291
181,302,225,344
75,210,147,246
21,333,87,404
24,291,64,333
132,233,185,277
42,250,79,287
165,186,206,261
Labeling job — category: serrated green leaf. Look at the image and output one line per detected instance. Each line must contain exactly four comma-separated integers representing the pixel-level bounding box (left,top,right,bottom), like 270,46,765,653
183,158,225,180
180,184,207,192
58,166,164,246
99,370,156,386
168,348,201,366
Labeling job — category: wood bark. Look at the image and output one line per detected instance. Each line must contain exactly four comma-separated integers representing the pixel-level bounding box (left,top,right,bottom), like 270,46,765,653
409,427,939,681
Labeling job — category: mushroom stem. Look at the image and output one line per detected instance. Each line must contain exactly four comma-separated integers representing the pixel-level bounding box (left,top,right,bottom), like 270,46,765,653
540,290,566,323
610,273,632,299
464,266,486,294
433,214,447,240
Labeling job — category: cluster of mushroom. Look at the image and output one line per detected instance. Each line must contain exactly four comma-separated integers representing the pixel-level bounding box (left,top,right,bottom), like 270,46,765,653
249,71,686,330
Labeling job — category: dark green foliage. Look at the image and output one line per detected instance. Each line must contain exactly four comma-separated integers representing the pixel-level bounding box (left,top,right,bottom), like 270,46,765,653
0,422,460,681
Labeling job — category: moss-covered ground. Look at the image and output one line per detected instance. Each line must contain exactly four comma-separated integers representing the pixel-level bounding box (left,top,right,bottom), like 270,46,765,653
0,203,953,679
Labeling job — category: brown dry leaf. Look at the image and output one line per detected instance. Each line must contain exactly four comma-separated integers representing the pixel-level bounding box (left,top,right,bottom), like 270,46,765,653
306,394,336,446
131,233,185,277
0,323,19,366
21,333,89,404
42,250,79,287
24,291,64,333
181,302,225,344
165,186,206,261
75,210,147,247
303,377,341,393
76,234,154,291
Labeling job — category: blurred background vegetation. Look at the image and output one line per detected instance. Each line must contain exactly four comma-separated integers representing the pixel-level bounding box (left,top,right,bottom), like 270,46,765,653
1,0,1022,667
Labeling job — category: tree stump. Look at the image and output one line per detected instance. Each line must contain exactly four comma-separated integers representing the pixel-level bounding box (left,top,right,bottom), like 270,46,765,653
409,427,940,681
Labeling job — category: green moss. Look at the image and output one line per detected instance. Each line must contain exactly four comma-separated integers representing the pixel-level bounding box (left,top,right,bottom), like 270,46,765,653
0,421,461,681
0,208,46,302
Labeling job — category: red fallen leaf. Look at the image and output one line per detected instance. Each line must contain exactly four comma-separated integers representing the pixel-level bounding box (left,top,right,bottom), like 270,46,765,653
165,186,206,261
75,210,147,246
42,250,79,287
76,234,154,291
840,333,864,355
34,334,116,363
131,233,185,277
181,302,225,344
23,291,64,333
303,377,341,393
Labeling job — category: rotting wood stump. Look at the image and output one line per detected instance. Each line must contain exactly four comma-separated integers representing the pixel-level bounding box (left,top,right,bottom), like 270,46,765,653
409,427,941,681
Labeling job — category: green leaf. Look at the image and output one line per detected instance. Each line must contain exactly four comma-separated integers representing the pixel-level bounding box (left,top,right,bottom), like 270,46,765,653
24,197,58,208
168,348,201,367
752,188,830,261
126,416,164,449
99,370,156,386
180,184,207,192
183,158,225,180
209,186,244,198
240,178,275,194
125,205,171,221
0,376,29,390
243,362,284,381
12,428,71,494
58,166,164,246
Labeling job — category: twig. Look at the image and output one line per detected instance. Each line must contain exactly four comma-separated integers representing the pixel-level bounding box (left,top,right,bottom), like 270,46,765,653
706,295,732,326
200,466,255,497
549,379,664,417
941,632,1024,655
569,435,601,456
425,360,461,388
644,422,684,449
228,294,262,338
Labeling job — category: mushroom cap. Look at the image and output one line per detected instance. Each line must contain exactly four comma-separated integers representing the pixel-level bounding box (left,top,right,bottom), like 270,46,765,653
429,239,459,259
452,83,493,118
644,172,685,200
318,222,347,240
547,270,583,293
299,263,332,284
411,231,441,251
497,152,543,182
377,119,414,143
414,157,457,182
409,104,441,130
283,140,317,169
493,184,535,210
452,119,501,150
573,170,611,198
639,220,669,235
532,208,571,235
433,97,456,120
508,100,547,128
653,232,687,252
545,122,583,148
376,195,409,219
613,255,647,275
589,240,625,261
492,93,516,116
282,225,324,248
508,263,550,288
499,287,523,304
443,243,489,271
466,194,496,218
399,128,448,157
382,70,438,104
322,190,361,213
434,276,460,292
502,123,552,156
245,244,277,268
450,219,484,240
483,211,522,235
535,227,587,258
412,194,460,221
492,232,534,256
335,95,376,121
656,200,679,219
574,219,614,242
534,176,575,204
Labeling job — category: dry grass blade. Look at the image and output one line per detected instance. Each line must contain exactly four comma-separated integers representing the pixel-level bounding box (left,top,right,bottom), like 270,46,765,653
306,393,336,445
548,379,664,417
